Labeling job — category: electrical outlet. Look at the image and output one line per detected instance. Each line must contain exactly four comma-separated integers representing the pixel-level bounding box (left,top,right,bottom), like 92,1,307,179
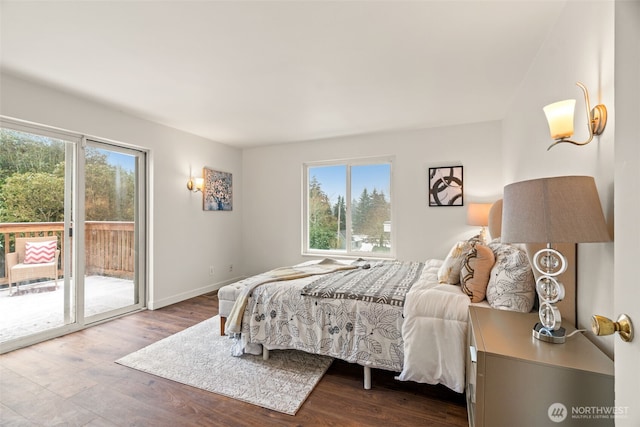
228,264,233,272
209,265,215,276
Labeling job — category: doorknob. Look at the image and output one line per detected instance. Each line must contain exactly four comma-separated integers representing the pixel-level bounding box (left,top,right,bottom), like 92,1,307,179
591,314,634,342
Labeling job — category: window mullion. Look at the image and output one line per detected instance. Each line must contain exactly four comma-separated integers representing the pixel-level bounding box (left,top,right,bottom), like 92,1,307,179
345,164,352,255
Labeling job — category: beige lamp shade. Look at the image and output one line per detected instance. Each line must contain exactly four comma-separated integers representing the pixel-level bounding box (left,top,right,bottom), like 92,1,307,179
543,99,576,140
195,177,204,191
501,176,610,244
467,203,492,226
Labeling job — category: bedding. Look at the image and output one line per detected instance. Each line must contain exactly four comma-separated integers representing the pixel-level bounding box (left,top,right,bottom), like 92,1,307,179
226,241,532,394
224,259,358,335
240,273,407,371
300,260,424,306
396,259,488,392
486,240,536,313
231,258,484,393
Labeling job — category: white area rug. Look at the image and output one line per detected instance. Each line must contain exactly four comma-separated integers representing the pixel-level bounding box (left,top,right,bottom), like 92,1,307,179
116,316,333,415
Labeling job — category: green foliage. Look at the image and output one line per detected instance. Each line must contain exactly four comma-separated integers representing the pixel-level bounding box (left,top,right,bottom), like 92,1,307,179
0,128,135,223
85,155,135,221
2,172,65,222
308,176,390,252
0,129,65,183
308,177,338,249
353,188,390,236
309,225,337,250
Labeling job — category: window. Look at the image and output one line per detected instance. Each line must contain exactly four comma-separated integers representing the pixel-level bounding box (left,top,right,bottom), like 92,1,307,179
304,158,393,257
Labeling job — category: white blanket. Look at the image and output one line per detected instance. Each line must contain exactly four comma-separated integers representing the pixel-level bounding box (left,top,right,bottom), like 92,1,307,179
396,259,484,393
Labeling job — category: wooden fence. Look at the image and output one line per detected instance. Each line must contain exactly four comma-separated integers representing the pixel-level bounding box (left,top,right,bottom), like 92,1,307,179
0,221,135,286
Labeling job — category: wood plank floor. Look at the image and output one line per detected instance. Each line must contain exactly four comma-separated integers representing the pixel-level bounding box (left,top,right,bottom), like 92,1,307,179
0,292,468,426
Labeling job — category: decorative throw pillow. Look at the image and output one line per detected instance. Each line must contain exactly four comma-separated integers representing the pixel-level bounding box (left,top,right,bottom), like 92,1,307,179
461,244,496,303
438,240,474,285
24,241,57,264
485,242,535,313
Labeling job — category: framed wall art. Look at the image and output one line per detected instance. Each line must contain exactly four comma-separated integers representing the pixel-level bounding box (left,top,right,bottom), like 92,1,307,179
203,167,232,211
428,166,463,206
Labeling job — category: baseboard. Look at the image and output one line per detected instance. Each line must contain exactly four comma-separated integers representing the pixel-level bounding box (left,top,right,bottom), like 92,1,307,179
148,276,244,310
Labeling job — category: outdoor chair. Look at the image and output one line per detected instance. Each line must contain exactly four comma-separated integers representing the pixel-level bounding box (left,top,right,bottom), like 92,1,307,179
6,236,59,296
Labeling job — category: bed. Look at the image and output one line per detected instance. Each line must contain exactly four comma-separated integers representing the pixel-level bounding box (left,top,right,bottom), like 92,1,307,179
221,202,538,393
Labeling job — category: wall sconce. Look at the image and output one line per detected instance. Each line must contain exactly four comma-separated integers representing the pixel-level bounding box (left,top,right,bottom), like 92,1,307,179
187,176,204,192
592,314,634,342
467,203,493,243
543,81,607,150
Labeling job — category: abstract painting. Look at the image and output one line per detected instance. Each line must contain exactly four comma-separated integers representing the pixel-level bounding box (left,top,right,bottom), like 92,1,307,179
428,166,463,206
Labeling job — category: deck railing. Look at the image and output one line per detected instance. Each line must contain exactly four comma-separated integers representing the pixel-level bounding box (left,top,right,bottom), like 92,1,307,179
0,221,135,286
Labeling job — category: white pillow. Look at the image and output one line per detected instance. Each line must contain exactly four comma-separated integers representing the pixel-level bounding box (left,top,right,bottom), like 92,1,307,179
438,241,474,285
486,242,535,313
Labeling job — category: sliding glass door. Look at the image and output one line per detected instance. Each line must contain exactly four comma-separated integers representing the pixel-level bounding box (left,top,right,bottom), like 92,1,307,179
0,124,77,347
0,119,146,352
82,140,146,323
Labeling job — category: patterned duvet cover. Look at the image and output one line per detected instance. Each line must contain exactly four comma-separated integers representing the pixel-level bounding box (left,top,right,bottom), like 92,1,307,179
240,274,407,372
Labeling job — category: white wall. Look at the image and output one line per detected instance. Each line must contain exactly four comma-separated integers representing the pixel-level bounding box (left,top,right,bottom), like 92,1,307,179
501,1,615,355
242,121,503,276
0,73,244,309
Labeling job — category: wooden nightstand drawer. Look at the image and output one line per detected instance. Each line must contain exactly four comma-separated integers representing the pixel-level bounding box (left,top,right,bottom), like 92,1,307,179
466,306,614,427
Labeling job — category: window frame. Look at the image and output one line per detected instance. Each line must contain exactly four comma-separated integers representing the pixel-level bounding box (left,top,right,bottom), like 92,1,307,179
302,156,395,259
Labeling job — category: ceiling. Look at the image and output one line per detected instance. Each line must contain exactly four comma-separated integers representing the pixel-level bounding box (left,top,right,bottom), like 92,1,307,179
0,1,565,148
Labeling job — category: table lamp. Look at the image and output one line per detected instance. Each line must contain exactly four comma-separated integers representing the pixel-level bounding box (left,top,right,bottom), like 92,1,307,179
501,176,610,343
467,203,493,243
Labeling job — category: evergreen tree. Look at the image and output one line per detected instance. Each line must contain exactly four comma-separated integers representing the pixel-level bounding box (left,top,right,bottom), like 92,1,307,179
308,177,337,249
351,187,390,250
332,195,346,249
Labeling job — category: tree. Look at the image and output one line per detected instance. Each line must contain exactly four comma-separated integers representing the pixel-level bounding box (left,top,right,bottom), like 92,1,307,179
1,172,65,222
308,177,338,249
352,188,370,235
332,195,346,249
84,150,135,221
0,129,65,184
0,131,135,223
351,187,390,250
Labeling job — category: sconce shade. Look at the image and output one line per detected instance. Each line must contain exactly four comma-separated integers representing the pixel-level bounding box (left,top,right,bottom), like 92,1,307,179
543,82,608,150
501,176,610,244
187,177,204,192
543,99,576,140
467,203,492,226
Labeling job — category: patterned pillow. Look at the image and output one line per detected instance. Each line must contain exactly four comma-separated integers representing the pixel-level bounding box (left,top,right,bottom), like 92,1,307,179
461,244,496,303
24,241,57,264
438,240,474,284
485,242,535,313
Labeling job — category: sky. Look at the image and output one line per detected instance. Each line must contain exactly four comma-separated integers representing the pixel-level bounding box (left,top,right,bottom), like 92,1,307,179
104,150,136,172
309,163,391,206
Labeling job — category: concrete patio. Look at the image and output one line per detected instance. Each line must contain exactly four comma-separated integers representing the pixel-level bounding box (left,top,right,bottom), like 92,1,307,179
0,276,135,344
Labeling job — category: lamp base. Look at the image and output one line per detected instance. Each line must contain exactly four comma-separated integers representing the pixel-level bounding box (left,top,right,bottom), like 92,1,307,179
532,322,566,344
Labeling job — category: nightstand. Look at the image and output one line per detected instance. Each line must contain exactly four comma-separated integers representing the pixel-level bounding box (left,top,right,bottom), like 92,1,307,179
466,306,614,427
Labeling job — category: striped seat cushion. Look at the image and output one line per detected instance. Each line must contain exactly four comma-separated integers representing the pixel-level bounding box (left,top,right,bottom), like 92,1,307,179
24,241,57,264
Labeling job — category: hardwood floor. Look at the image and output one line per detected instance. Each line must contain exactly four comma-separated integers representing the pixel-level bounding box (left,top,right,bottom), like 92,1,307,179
0,292,468,426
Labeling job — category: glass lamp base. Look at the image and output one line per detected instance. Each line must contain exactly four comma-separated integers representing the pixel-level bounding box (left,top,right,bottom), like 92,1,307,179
532,322,566,344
